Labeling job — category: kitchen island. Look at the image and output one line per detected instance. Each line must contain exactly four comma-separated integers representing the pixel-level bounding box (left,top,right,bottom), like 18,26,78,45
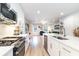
0,46,14,56
44,33,79,56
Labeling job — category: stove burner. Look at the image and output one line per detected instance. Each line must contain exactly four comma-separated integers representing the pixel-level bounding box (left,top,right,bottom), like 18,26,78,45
0,41,15,46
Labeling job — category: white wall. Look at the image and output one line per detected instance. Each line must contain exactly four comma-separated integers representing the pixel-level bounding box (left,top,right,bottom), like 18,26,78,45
63,12,79,36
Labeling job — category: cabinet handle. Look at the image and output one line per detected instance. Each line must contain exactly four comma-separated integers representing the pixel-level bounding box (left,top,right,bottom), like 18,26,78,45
63,47,71,53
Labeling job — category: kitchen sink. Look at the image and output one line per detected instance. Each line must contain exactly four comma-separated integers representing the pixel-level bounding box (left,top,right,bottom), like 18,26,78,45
52,36,68,40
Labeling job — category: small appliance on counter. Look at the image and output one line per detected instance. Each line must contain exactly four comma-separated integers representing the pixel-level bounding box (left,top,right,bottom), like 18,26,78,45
14,25,20,35
73,27,79,37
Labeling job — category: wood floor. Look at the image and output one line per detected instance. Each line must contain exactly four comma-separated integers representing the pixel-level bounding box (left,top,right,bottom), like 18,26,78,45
25,36,49,56
25,46,48,56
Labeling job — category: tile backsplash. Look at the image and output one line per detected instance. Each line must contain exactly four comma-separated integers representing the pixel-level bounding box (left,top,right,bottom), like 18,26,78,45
0,24,15,38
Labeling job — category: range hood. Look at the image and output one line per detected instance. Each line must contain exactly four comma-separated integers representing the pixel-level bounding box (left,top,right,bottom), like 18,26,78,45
0,13,16,25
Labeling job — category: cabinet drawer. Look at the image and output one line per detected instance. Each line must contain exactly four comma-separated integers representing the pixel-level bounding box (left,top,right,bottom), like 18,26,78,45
60,44,79,56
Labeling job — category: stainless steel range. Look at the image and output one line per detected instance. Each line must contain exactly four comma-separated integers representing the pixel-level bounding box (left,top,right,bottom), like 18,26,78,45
0,37,25,56
0,37,20,46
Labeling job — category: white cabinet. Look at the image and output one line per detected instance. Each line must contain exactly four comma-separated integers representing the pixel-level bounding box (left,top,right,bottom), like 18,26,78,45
47,35,79,56
60,44,79,56
60,45,71,56
60,48,71,56
51,38,60,56
41,36,44,47
48,36,53,55
48,36,60,56
71,50,79,56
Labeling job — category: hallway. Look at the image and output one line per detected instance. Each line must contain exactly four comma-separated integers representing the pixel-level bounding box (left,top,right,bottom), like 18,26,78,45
25,36,48,56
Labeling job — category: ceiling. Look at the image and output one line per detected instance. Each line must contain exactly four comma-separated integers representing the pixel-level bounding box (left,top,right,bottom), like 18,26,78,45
20,3,79,24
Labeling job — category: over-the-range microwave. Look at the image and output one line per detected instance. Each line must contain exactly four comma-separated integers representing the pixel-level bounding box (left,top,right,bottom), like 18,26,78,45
0,3,17,22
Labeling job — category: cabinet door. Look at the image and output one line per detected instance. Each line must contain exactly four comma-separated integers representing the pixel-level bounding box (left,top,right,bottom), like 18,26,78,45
60,44,72,56
60,44,79,56
60,45,79,56
48,36,60,56
71,50,79,56
60,47,71,56
47,36,53,55
51,38,60,56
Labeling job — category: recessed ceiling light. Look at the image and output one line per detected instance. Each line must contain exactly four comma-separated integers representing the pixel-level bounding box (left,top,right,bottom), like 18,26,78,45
37,10,40,14
60,12,64,16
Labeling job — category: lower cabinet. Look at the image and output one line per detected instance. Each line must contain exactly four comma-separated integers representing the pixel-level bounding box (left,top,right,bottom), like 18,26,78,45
47,36,53,55
60,44,71,56
51,38,60,56
48,36,60,56
48,36,79,56
60,44,79,56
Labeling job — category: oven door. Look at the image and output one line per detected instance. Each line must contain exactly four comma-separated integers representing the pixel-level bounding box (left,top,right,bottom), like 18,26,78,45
13,41,25,56
16,45,25,56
